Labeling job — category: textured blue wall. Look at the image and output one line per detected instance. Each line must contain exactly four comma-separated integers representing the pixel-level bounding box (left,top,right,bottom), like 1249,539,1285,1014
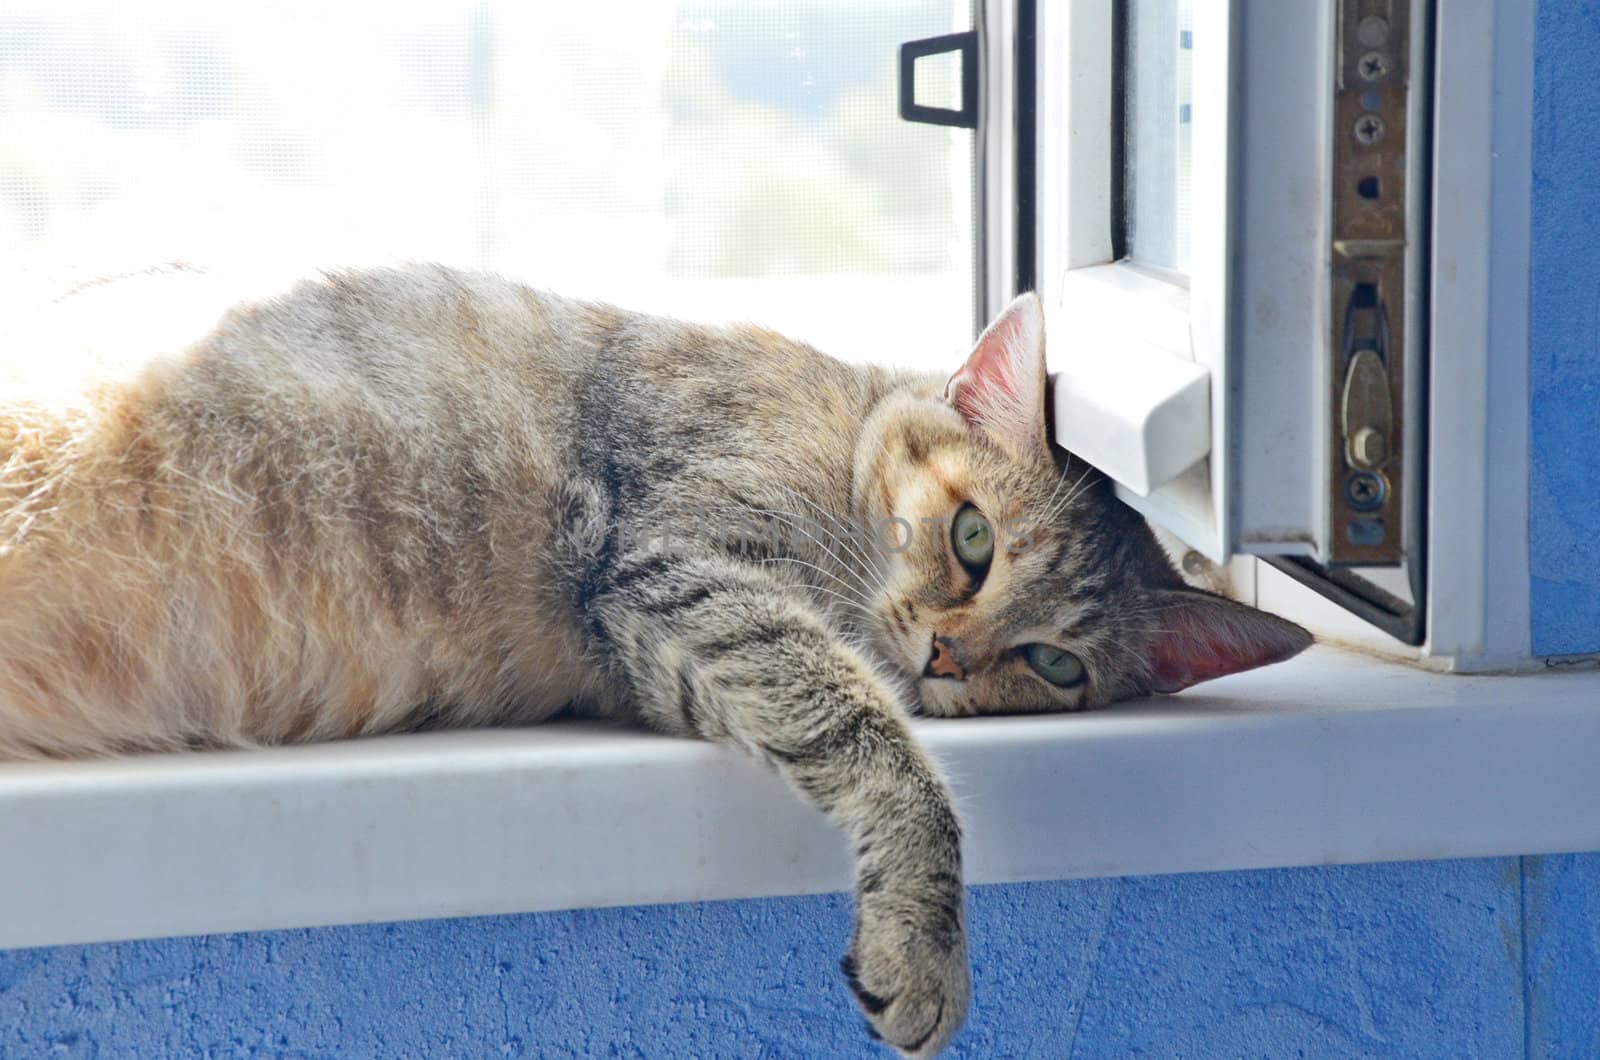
1524,854,1600,1058
1531,2,1600,655
4,855,1597,1058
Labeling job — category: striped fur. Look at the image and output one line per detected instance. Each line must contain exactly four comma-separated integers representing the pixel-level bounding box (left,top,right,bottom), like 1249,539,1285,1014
0,266,1309,1054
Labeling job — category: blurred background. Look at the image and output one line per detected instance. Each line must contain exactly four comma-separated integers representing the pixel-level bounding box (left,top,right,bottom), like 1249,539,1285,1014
0,0,974,367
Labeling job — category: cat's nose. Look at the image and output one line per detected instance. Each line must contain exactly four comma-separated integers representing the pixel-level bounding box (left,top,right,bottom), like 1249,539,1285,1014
924,635,966,680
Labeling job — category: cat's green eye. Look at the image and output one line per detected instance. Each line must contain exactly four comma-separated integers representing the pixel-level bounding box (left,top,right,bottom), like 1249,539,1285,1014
951,505,994,570
1023,644,1087,688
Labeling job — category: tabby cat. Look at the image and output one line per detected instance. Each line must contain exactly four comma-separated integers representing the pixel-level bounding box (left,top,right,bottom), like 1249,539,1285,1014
0,265,1310,1055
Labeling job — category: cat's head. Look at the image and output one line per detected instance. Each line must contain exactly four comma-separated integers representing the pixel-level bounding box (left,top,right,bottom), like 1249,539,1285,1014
854,292,1311,715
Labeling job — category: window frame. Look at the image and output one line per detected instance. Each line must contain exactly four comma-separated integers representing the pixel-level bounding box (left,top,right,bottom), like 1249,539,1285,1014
1043,0,1318,570
1413,0,1534,669
1030,0,1536,666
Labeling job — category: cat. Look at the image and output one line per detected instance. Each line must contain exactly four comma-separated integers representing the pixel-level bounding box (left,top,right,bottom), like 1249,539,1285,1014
0,264,1310,1055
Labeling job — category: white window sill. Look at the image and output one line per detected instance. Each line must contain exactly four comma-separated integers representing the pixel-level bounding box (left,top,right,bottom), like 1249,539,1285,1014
2,646,1597,950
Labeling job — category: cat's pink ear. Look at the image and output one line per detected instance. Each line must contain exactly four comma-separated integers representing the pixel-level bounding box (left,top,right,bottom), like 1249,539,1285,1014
1146,590,1313,693
945,292,1048,460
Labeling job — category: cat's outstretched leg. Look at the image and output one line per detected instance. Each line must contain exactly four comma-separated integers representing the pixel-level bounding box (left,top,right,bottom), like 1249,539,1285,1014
589,551,968,1057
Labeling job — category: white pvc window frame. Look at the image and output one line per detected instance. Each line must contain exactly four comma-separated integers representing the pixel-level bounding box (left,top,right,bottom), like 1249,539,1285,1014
1414,0,1532,670
1038,0,1540,671
1040,2,1349,566
1040,0,1239,562
1255,0,1536,671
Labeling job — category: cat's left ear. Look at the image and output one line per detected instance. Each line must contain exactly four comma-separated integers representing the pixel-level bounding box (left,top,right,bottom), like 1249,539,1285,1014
945,291,1048,461
1145,589,1313,693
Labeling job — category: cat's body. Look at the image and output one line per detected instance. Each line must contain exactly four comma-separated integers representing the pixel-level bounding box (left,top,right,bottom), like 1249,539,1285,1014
0,267,907,753
0,264,1309,1055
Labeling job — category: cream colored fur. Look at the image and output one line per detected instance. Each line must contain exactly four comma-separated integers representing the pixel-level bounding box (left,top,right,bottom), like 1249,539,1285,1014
0,267,616,756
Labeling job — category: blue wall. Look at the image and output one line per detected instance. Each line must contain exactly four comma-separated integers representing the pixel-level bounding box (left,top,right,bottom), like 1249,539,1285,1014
3,5,1599,1058
1531,1,1600,656
3,856,1597,1057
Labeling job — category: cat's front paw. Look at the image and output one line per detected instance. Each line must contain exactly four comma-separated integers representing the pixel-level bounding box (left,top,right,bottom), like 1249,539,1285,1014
842,894,970,1057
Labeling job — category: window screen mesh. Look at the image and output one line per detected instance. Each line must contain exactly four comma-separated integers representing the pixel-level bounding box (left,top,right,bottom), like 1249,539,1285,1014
0,1,973,363
1123,0,1194,274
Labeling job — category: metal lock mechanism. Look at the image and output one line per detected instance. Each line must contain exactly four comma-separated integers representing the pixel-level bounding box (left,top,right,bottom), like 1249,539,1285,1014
1268,0,1423,644
1328,0,1408,565
1340,283,1394,475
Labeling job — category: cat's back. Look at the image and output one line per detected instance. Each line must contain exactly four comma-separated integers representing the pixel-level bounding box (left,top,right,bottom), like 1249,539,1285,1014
5,263,635,548
0,262,886,756
0,264,628,756
152,265,612,437
7,263,613,414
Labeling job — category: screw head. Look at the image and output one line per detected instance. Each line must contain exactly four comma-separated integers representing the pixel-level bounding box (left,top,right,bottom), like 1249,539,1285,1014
1346,470,1387,512
1353,113,1386,145
1357,50,1390,81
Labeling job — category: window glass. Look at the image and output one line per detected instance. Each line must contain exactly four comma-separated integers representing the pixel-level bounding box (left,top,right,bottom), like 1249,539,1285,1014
1123,0,1193,274
0,0,972,363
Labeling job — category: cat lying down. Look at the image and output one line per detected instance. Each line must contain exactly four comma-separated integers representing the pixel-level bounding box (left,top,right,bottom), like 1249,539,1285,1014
0,265,1309,1055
